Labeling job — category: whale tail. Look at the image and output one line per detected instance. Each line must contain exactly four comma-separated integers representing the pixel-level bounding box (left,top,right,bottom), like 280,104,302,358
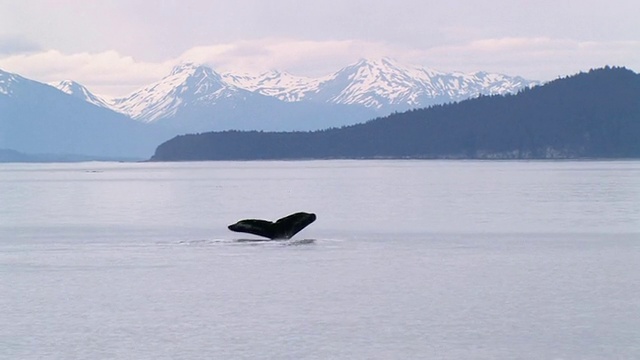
228,212,316,240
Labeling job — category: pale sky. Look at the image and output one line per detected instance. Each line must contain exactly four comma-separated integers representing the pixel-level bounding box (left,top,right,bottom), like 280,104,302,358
1,0,639,97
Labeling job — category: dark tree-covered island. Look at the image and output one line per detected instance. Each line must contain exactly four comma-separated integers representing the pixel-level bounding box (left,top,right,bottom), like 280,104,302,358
150,67,640,161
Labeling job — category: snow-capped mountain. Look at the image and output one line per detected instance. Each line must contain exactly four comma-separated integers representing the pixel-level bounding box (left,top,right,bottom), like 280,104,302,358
3,59,538,143
110,63,254,122
222,58,537,111
50,79,112,108
315,58,535,110
104,63,371,132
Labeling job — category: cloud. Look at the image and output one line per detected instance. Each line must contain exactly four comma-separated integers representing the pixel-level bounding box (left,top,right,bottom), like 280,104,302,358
402,37,640,80
176,37,640,81
177,38,393,76
1,37,638,97
0,49,173,97
0,39,395,96
0,34,41,55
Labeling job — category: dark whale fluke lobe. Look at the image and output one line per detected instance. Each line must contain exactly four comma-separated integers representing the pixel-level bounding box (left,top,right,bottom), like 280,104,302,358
228,212,316,240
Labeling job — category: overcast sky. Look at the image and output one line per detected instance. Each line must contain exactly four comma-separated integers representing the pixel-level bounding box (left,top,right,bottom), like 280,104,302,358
1,0,638,96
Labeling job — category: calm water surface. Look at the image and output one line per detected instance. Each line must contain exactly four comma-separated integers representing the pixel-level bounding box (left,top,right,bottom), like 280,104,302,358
1,160,639,359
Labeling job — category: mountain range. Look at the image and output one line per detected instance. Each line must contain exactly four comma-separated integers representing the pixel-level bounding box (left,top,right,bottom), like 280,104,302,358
151,66,640,161
57,58,537,124
1,58,537,158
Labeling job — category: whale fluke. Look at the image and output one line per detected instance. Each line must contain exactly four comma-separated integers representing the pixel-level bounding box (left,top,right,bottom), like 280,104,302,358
228,212,316,240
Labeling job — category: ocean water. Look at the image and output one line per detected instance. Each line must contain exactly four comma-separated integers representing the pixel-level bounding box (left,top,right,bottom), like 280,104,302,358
1,160,639,359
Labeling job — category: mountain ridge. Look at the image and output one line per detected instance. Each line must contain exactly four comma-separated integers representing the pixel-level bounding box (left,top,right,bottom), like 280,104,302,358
149,66,640,161
1,60,538,158
51,58,538,123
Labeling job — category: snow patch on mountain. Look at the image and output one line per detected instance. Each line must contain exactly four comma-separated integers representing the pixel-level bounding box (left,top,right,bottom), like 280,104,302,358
222,71,327,102
50,80,113,108
0,69,22,96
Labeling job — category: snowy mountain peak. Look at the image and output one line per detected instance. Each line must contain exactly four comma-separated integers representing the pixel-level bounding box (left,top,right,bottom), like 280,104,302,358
50,80,112,107
170,62,199,75
351,57,404,70
343,57,442,77
52,79,83,93
309,58,538,110
310,58,443,109
169,62,222,80
110,63,241,122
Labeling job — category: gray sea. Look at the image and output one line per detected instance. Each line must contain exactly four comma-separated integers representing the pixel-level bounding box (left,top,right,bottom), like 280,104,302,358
1,160,639,359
